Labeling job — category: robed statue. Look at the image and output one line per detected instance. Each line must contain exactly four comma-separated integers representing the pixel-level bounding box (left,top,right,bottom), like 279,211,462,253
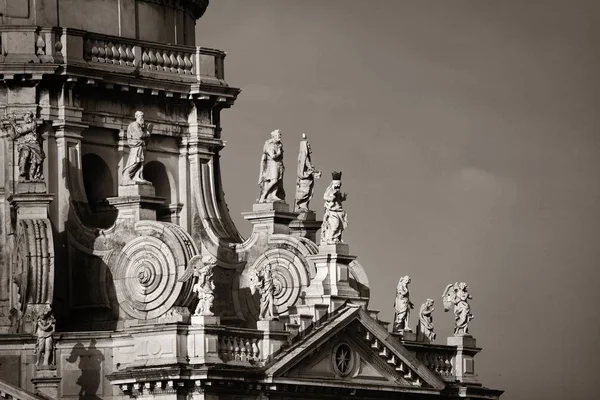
294,133,321,212
2,111,45,181
442,282,474,336
122,111,153,184
179,254,217,316
249,264,277,321
393,275,414,332
417,299,436,342
34,307,56,367
320,171,348,244
258,129,285,203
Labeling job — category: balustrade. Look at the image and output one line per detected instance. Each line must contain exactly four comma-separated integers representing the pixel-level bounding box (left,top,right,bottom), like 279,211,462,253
218,333,262,364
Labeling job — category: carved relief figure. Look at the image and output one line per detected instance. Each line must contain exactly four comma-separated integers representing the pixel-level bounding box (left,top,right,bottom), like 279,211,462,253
34,307,56,367
258,129,285,203
179,254,218,316
418,299,437,341
294,133,321,212
250,264,276,321
442,282,474,336
320,171,348,244
393,276,414,332
122,111,153,184
2,111,45,181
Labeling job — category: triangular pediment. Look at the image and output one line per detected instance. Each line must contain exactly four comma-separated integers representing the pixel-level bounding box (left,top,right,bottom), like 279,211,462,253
264,305,445,394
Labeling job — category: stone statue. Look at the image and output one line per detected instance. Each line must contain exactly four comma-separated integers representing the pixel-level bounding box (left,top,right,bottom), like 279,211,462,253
179,254,217,316
393,275,414,332
417,299,436,342
250,264,276,321
258,129,285,203
294,133,321,212
122,111,153,184
320,171,348,245
34,307,56,367
442,282,474,336
2,111,45,181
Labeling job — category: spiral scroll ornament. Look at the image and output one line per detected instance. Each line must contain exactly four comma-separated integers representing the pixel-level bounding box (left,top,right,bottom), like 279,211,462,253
113,222,198,320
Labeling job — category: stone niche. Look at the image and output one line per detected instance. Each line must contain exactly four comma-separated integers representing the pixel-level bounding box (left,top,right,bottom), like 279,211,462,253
1,0,201,46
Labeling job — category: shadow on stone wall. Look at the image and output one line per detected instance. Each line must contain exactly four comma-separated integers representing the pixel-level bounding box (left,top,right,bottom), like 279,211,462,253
66,339,105,400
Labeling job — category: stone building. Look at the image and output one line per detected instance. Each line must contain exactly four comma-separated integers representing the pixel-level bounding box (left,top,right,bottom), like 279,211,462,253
0,1,503,399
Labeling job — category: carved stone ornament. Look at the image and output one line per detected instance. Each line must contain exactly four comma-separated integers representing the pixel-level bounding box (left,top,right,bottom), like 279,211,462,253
320,171,348,245
418,299,437,342
442,282,474,336
179,254,217,316
294,133,321,212
34,306,56,367
393,275,414,332
249,264,277,321
258,129,285,203
122,111,153,184
1,111,45,181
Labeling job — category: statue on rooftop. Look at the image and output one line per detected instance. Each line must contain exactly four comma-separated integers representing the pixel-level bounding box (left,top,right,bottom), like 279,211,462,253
393,275,414,332
258,129,285,203
250,264,276,321
34,307,56,367
320,171,348,244
294,133,321,212
122,111,153,184
442,282,474,336
2,111,45,181
179,254,217,317
417,299,436,342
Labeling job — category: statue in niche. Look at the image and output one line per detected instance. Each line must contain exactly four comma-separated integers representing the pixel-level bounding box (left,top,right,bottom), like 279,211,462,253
294,133,321,212
34,307,56,367
393,275,414,332
417,299,437,342
250,264,277,321
122,111,153,184
320,171,348,244
442,282,474,336
1,111,45,181
258,129,285,203
179,254,217,316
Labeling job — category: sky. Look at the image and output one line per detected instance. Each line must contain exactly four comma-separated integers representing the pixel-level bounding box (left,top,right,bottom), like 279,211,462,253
196,1,600,399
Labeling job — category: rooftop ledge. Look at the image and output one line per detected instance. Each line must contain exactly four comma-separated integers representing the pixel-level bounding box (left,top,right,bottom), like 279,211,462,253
0,26,236,97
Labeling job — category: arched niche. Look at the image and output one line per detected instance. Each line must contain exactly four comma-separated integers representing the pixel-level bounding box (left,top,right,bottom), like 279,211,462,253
144,160,182,224
82,153,117,228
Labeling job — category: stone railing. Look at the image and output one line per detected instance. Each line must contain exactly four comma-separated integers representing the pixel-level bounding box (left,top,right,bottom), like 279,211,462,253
216,329,263,364
0,379,44,400
0,26,225,83
404,343,455,380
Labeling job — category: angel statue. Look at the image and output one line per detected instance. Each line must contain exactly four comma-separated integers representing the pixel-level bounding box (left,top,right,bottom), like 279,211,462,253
249,264,277,321
442,282,474,336
294,133,321,212
393,275,414,332
258,129,285,203
179,254,217,316
34,307,56,367
417,299,436,342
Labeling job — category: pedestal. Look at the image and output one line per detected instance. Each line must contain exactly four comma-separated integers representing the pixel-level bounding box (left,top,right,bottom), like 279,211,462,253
257,320,287,364
32,367,61,400
289,210,322,243
242,202,299,235
189,317,221,365
191,315,220,326
107,183,165,222
8,182,54,220
447,335,480,383
392,330,417,341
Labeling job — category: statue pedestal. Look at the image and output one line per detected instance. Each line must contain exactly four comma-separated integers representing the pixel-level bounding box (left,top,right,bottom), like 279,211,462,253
189,317,221,365
32,367,61,400
302,243,368,316
257,320,287,364
447,335,480,384
191,315,220,326
289,210,322,243
107,183,165,222
8,182,53,220
392,330,417,342
242,202,299,235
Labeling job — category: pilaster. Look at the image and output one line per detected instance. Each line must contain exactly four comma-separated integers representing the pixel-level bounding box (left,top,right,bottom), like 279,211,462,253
447,335,481,384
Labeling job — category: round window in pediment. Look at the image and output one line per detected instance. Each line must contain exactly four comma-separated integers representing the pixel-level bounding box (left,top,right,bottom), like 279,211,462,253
332,342,355,377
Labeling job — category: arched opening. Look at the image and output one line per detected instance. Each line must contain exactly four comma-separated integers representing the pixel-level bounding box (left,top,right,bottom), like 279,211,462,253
143,161,172,203
82,153,117,228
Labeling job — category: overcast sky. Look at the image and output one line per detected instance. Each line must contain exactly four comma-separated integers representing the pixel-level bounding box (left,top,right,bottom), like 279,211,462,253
197,1,600,399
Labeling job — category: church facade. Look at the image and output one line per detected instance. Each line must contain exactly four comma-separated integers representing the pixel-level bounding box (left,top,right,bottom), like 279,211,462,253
0,1,503,399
